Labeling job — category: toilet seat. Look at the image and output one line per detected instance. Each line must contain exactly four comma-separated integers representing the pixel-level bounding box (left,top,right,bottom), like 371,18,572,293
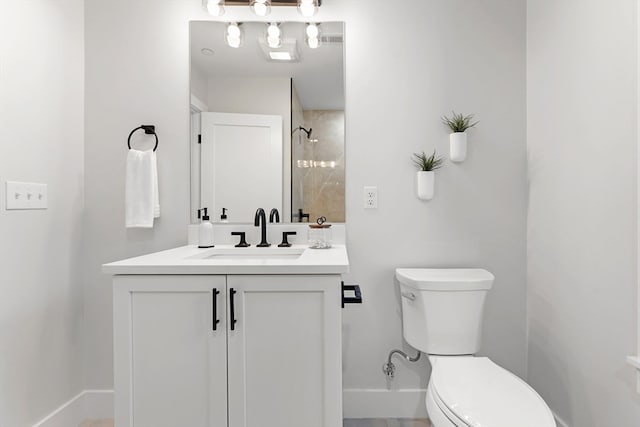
428,357,555,427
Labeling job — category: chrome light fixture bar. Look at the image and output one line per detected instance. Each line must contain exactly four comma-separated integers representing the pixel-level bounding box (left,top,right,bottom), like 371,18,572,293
223,0,322,17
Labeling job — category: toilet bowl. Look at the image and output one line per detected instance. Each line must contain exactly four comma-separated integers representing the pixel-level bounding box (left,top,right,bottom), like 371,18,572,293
425,356,555,427
395,268,555,427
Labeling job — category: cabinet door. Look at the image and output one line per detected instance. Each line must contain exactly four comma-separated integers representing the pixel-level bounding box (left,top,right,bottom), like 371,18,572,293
114,275,227,427
227,275,342,427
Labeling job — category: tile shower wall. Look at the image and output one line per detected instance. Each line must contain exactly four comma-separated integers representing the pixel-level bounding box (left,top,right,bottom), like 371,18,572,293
292,83,306,222
301,110,346,222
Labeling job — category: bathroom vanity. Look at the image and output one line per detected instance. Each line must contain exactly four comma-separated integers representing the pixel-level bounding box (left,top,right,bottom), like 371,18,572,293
102,17,352,427
104,244,350,427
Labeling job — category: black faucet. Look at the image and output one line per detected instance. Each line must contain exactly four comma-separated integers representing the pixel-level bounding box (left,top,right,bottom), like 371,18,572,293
296,208,310,222
269,208,280,223
254,208,270,247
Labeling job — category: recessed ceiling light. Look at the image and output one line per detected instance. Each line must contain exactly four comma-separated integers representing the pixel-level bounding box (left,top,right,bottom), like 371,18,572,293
201,48,215,56
269,51,293,61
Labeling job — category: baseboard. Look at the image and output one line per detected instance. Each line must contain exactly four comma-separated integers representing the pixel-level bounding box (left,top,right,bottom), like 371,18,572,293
34,387,561,425
552,410,570,427
32,390,114,427
343,389,428,419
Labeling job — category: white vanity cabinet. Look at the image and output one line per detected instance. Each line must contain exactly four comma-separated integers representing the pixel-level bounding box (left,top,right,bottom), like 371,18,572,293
113,274,343,427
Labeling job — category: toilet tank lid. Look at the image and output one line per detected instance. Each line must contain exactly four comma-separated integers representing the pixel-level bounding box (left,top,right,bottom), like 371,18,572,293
395,268,494,291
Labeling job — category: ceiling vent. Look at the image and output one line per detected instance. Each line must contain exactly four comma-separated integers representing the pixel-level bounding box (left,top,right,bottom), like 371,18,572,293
258,38,300,62
320,34,344,45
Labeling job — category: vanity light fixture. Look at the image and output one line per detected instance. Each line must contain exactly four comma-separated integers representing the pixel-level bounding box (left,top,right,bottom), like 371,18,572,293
266,23,282,49
297,0,318,17
305,23,321,49
226,23,243,48
250,0,271,16
223,1,321,17
204,0,225,16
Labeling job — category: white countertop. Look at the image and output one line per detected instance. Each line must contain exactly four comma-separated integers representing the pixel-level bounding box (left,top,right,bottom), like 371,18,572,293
102,244,350,275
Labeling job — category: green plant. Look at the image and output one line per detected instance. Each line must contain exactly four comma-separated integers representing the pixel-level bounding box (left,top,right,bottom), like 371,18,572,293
412,150,444,172
441,111,479,133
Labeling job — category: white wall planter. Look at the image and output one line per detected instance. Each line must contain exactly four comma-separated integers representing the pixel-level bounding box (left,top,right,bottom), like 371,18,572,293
449,132,468,162
416,171,435,200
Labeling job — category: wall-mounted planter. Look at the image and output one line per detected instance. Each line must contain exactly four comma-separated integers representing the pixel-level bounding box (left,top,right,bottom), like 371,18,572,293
416,171,435,200
450,132,467,162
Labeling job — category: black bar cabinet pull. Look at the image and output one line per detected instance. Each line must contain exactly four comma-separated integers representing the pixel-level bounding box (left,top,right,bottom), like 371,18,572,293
342,282,363,308
230,288,237,331
212,288,220,331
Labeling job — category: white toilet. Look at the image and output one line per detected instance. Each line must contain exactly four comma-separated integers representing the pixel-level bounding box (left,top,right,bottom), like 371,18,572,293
396,268,555,427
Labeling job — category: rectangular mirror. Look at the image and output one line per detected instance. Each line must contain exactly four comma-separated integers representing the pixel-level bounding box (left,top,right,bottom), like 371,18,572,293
190,21,345,224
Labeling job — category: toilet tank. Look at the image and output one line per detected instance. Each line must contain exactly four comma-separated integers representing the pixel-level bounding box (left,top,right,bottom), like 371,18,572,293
395,268,494,355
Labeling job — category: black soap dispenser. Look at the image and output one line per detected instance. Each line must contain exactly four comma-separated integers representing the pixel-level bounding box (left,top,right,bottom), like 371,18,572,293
220,208,228,223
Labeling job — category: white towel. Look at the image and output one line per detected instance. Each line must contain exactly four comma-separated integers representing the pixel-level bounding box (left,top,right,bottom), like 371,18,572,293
126,149,160,228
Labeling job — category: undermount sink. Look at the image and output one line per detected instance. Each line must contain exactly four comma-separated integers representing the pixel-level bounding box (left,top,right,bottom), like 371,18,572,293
190,247,305,262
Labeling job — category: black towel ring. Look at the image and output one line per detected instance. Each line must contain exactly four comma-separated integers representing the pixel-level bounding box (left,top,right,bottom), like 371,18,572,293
128,125,158,152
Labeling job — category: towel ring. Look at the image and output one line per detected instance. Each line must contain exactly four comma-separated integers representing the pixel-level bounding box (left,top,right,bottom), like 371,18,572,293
128,125,158,152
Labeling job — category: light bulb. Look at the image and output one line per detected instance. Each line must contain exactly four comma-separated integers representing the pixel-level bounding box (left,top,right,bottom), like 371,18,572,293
306,23,320,38
267,37,281,48
226,23,243,48
298,0,318,18
250,0,271,16
306,36,320,49
267,23,280,38
266,23,281,48
227,36,242,48
227,23,241,38
204,0,225,16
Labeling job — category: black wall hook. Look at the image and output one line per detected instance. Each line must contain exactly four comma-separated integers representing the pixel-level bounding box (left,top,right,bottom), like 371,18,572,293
128,125,158,151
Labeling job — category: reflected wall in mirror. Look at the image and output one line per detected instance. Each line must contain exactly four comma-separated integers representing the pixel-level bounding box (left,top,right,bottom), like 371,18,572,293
190,21,345,224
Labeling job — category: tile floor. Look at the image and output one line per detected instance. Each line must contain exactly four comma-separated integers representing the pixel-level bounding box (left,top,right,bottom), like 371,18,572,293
344,420,432,427
79,421,113,427
80,419,432,427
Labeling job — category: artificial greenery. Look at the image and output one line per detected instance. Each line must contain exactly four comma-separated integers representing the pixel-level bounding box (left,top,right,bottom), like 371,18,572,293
441,111,479,133
412,150,445,172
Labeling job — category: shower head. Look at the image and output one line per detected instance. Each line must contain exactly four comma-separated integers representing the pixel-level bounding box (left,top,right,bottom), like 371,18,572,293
293,126,313,139
293,126,319,143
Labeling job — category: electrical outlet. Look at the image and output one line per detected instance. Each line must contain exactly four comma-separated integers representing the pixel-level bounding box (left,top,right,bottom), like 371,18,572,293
364,186,378,209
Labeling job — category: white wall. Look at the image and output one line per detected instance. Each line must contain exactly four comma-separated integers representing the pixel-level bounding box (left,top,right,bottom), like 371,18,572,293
190,64,209,107
0,1,85,426
527,1,640,426
84,0,528,415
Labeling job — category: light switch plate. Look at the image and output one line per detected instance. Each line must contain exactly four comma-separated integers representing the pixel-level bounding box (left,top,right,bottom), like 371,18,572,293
5,181,48,210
